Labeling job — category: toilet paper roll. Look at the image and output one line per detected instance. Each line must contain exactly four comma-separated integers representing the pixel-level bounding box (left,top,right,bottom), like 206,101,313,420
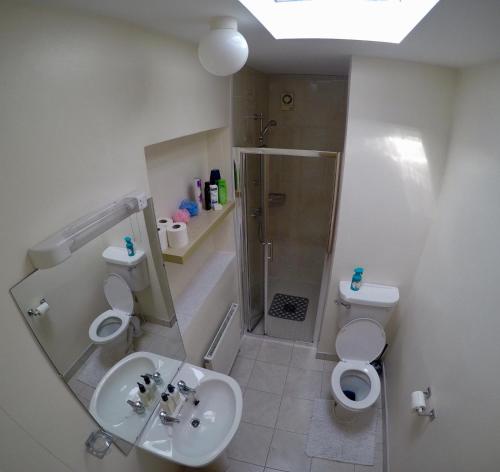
166,222,189,249
35,301,50,317
411,391,426,411
157,227,168,253
157,217,173,229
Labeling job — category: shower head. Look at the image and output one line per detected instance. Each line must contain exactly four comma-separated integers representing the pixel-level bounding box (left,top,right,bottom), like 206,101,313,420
262,120,277,136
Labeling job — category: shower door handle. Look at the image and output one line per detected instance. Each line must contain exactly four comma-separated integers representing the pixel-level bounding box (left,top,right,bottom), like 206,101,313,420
266,241,273,262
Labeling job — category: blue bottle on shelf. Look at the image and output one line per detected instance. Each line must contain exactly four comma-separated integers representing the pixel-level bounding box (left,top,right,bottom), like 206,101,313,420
124,236,135,257
350,267,364,291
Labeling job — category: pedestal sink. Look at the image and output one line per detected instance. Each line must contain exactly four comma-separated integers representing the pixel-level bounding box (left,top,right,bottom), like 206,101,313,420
89,351,182,444
138,363,243,468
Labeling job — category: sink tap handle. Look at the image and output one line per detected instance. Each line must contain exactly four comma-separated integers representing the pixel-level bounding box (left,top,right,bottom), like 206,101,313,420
127,399,145,415
145,372,163,385
159,410,180,425
177,380,196,393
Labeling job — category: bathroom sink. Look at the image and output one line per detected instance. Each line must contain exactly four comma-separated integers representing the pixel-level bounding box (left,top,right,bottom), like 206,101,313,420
139,363,243,467
89,351,182,443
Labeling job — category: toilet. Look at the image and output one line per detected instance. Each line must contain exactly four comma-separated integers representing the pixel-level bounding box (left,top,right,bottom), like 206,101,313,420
331,281,399,420
89,273,135,345
89,246,149,347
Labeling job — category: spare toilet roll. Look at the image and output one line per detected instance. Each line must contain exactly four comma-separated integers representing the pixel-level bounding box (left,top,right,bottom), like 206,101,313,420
411,391,426,411
157,217,173,229
157,227,168,253
166,222,189,249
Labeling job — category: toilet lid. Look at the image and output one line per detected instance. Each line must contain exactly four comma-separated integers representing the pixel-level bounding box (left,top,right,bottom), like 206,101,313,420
336,318,386,362
104,273,133,315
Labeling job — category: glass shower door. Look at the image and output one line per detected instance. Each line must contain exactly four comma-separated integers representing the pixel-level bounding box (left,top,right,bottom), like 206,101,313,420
263,153,337,342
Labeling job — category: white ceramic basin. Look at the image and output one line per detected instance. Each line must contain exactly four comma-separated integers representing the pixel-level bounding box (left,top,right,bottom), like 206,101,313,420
89,351,182,443
139,363,243,467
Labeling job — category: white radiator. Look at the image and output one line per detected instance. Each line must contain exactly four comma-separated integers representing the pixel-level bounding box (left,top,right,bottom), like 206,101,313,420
204,303,241,374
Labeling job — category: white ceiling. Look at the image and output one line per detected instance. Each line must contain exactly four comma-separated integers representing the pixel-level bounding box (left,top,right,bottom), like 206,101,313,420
30,0,500,75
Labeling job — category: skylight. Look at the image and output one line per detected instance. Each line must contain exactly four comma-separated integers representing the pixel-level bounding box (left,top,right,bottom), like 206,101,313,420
237,0,441,43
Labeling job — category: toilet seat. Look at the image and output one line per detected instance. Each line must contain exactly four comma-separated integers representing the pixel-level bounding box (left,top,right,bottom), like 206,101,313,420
331,360,380,411
89,274,134,345
331,318,385,412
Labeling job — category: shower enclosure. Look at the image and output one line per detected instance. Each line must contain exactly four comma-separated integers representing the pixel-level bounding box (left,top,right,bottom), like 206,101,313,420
234,148,341,342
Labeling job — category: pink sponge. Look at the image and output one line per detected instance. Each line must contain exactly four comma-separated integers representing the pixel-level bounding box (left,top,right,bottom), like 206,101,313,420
173,209,190,223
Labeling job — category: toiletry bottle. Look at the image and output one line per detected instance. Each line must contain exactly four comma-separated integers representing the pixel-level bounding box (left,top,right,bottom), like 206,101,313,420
167,384,179,409
124,236,135,256
160,392,174,415
217,179,227,205
210,184,219,210
141,375,157,401
137,382,149,406
350,267,364,291
160,392,176,415
210,169,221,185
204,182,212,210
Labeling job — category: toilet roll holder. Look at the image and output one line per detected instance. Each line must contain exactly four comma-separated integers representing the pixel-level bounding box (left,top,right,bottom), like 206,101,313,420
415,386,436,420
28,298,48,317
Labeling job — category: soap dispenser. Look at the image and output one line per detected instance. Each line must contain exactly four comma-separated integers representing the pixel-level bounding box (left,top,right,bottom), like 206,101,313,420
141,375,157,401
350,267,364,291
137,382,149,406
160,392,176,415
168,383,183,409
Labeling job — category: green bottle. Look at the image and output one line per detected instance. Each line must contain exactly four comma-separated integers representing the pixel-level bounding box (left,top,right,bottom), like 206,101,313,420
217,179,227,205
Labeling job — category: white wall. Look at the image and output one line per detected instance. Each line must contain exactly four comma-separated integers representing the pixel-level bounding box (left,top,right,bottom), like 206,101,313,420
385,61,500,471
318,57,457,355
0,2,228,471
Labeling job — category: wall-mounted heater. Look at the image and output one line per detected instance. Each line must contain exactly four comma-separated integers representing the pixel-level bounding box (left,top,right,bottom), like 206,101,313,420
29,192,148,269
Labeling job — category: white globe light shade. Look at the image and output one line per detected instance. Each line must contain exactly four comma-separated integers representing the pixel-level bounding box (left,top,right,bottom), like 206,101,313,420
198,19,249,77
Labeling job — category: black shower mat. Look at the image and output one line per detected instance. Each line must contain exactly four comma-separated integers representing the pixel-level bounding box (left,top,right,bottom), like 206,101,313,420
268,293,309,321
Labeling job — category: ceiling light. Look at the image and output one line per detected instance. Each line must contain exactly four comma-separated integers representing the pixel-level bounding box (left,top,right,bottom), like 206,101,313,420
198,17,249,76
238,0,441,43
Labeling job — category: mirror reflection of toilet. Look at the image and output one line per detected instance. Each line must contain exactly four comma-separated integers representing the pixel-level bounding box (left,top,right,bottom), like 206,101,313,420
88,247,149,351
331,281,399,421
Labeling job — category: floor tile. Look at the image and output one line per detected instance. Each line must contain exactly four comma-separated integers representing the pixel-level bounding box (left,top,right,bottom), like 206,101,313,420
248,361,288,395
284,367,322,400
257,339,293,366
266,430,311,472
231,356,256,388
276,395,313,434
243,389,282,428
227,422,274,466
226,458,265,472
291,344,324,371
311,458,355,472
320,370,334,400
240,336,263,359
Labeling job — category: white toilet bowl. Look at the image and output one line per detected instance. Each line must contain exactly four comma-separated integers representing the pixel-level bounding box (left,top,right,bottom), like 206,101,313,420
330,318,385,418
89,273,134,346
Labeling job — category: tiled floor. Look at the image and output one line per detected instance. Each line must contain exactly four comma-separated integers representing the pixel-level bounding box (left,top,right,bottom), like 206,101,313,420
227,335,384,472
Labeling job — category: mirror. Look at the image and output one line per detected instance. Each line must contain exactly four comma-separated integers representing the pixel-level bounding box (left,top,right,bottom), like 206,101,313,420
10,198,186,453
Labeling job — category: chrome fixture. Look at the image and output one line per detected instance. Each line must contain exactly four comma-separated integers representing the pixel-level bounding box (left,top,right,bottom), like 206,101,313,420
27,298,48,317
177,380,200,405
415,387,436,420
335,299,351,310
159,410,180,425
85,429,113,459
251,113,278,147
145,372,163,386
126,399,145,415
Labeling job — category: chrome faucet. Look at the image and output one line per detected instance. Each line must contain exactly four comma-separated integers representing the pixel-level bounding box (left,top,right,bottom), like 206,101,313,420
144,372,163,386
127,399,145,415
177,380,200,405
159,410,180,425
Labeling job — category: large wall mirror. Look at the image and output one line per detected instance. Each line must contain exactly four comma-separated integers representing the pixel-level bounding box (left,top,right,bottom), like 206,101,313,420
10,197,186,454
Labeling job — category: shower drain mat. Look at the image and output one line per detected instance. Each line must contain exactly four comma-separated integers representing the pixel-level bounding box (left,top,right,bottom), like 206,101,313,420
268,293,309,321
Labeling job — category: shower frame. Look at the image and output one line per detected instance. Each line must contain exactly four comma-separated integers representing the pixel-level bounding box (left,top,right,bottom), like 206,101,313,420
232,147,342,343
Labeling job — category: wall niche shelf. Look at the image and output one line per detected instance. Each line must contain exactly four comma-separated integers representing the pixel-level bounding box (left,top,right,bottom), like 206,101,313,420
162,201,235,264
